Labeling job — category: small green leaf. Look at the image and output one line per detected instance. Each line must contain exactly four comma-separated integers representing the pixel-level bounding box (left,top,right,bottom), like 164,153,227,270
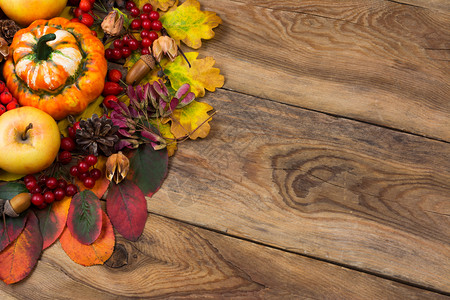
0,182,27,200
114,8,131,30
127,144,168,197
67,191,102,245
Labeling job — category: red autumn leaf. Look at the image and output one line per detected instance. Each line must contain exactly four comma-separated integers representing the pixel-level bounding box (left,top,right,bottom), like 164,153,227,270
67,190,102,245
75,156,110,198
106,179,147,241
127,144,168,197
0,213,27,252
0,211,43,284
34,196,71,250
60,210,115,266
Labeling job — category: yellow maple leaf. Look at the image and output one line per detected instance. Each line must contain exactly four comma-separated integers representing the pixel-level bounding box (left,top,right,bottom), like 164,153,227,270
169,100,213,140
160,0,222,49
142,52,224,97
150,119,177,156
136,0,178,11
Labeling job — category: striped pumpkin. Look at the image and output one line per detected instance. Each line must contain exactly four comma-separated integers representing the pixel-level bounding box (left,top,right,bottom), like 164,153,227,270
3,17,107,120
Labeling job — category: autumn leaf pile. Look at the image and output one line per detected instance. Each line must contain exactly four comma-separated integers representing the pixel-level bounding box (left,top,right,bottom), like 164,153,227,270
0,0,223,284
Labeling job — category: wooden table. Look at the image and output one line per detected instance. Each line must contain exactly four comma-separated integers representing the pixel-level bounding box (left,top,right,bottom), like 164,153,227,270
2,0,449,298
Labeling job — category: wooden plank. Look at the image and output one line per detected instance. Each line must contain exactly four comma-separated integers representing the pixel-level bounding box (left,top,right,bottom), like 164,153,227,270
194,0,450,140
393,0,450,13
149,89,450,293
0,214,446,299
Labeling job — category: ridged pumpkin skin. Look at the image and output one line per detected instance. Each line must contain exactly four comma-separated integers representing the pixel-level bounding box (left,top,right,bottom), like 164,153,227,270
3,18,107,120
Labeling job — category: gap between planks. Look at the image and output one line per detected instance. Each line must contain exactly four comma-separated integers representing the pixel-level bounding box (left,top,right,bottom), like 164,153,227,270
220,87,450,145
147,210,450,297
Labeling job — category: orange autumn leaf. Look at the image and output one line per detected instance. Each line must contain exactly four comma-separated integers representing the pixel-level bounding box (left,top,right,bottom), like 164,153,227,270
136,0,177,11
35,196,71,250
0,212,43,284
160,0,222,49
60,210,114,266
75,156,109,198
169,100,214,140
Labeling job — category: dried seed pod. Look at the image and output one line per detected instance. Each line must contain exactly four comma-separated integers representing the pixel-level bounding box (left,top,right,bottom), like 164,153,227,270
106,151,130,184
125,54,155,86
4,193,31,217
101,11,124,36
152,36,178,62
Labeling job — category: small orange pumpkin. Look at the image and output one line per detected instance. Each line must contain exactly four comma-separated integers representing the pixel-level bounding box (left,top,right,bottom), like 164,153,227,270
3,17,107,120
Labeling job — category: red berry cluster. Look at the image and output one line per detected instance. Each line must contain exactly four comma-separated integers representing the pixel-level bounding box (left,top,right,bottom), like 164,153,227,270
25,175,78,209
0,81,19,116
103,70,123,108
105,1,162,60
69,155,102,189
71,0,97,33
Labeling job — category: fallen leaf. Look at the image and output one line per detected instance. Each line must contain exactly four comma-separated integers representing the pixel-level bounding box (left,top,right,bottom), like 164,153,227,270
60,210,114,266
150,118,177,156
136,0,177,11
169,100,213,140
75,156,109,198
67,191,102,245
0,169,25,181
0,213,27,252
127,144,168,196
160,0,222,48
124,51,141,70
106,179,147,241
59,6,73,20
0,182,28,200
0,212,43,284
34,197,71,250
146,52,223,98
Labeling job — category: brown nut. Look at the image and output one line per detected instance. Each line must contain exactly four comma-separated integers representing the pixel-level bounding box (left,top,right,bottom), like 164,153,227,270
5,193,31,217
125,54,155,85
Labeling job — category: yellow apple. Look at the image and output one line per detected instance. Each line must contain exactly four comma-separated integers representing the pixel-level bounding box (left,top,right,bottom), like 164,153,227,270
0,0,68,27
0,106,61,175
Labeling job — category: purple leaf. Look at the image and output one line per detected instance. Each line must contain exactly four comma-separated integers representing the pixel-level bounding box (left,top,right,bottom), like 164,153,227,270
115,139,132,151
153,80,169,101
127,85,137,102
175,83,190,99
141,130,160,142
177,92,195,108
169,98,179,112
128,106,140,118
119,129,134,137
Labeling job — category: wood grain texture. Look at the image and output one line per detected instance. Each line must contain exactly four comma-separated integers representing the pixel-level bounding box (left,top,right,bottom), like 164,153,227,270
194,0,450,140
149,89,450,293
0,214,446,299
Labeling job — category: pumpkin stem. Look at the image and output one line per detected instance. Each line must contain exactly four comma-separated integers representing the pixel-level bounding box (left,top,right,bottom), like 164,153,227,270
36,33,57,61
21,123,33,140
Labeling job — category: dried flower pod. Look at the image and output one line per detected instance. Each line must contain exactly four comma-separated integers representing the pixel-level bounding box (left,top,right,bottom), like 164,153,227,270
101,11,124,36
0,37,9,62
4,193,31,217
152,36,178,62
125,54,155,85
106,151,130,184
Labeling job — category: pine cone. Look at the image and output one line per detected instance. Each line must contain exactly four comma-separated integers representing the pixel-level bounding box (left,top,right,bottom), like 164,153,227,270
0,20,20,43
76,114,120,156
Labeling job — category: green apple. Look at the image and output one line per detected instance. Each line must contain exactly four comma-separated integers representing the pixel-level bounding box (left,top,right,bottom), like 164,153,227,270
0,106,60,175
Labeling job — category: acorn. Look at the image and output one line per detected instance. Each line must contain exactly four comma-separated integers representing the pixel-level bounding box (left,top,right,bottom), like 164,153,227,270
4,193,31,217
125,54,155,86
